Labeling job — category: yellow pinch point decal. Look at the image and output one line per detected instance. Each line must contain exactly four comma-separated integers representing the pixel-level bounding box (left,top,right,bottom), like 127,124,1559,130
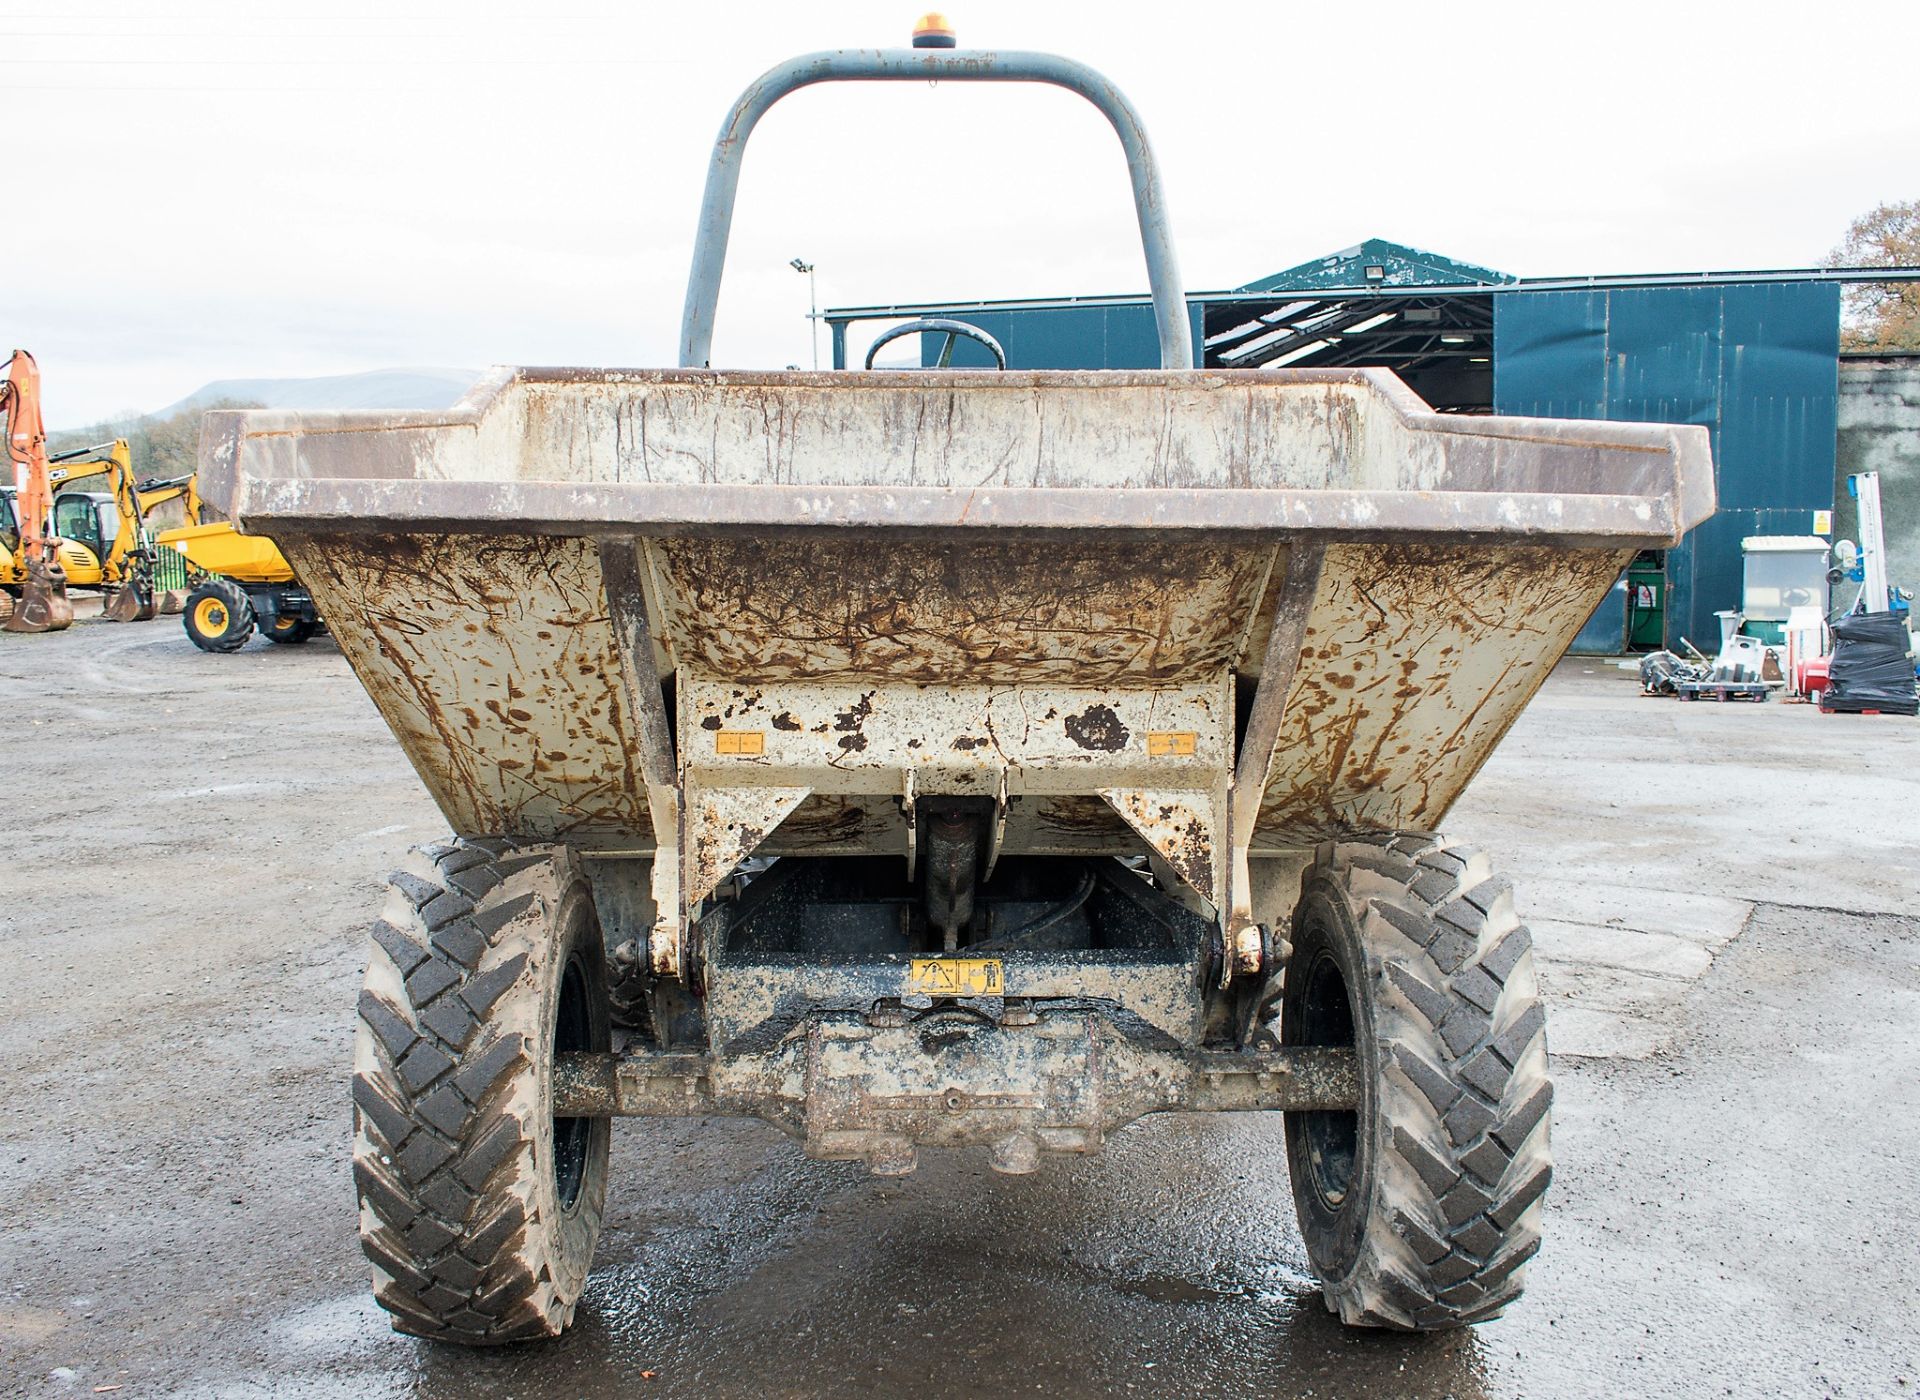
1147,731,1197,757
714,730,765,755
906,958,1005,997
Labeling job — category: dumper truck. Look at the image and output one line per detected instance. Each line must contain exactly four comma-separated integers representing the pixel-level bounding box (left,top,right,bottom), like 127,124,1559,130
157,519,325,651
198,31,1715,1345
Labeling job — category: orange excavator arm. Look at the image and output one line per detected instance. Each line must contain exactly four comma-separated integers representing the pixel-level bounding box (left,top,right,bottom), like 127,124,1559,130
3,349,52,559
2,349,75,631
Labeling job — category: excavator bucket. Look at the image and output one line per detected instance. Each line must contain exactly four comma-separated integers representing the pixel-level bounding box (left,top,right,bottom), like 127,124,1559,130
103,581,155,622
103,551,159,622
4,555,74,633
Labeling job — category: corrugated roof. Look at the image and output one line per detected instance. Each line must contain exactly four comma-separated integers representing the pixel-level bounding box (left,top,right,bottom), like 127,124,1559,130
1235,238,1515,293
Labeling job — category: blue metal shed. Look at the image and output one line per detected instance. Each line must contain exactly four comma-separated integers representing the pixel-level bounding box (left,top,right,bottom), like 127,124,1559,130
1492,281,1840,649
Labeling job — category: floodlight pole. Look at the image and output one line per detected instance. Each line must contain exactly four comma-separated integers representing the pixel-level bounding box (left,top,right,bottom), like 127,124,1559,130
791,258,818,370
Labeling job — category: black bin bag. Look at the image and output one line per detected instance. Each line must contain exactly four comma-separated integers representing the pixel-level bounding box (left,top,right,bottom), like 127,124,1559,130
1821,611,1919,716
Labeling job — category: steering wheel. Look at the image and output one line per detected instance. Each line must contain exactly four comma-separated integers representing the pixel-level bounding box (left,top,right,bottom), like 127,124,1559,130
864,317,1007,370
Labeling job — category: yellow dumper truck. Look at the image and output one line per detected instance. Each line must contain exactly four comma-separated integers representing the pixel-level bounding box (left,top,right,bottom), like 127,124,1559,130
157,519,324,651
199,29,1713,1347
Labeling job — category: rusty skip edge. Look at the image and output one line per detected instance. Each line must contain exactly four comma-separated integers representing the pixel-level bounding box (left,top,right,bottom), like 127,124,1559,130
228,480,1693,549
196,364,1716,548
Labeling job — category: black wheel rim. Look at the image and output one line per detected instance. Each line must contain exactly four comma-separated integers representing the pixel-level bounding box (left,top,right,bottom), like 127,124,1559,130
551,951,592,1213
1293,946,1358,1210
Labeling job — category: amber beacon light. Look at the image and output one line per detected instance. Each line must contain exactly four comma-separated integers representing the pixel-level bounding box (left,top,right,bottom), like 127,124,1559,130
912,12,957,47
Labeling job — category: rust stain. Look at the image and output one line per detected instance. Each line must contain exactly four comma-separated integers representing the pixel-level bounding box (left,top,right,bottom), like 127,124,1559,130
693,821,763,902
834,691,876,731
1254,541,1630,847
277,530,652,846
1037,796,1130,837
648,534,1274,687
768,796,875,845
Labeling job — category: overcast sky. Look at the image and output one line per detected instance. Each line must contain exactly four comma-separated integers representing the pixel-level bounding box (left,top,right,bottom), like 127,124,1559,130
8,0,1918,426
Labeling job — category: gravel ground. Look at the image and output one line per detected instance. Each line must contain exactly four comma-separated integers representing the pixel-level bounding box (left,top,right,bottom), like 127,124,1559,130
2,614,1916,1399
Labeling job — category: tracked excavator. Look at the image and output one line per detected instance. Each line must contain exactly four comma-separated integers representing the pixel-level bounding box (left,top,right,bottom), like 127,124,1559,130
38,439,202,620
3,432,205,624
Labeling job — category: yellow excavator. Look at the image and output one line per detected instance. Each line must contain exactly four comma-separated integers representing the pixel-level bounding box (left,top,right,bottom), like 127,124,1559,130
4,437,207,622
2,350,194,627
0,482,91,625
43,439,202,619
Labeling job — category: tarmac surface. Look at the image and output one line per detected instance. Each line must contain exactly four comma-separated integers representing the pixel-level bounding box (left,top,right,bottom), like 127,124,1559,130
3,610,1918,1399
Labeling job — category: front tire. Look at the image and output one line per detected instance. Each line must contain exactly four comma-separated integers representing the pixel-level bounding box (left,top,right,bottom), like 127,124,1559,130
183,577,254,652
1283,834,1551,1330
352,838,611,1344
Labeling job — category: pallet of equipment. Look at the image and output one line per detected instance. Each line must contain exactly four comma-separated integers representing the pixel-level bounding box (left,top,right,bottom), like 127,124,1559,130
1676,680,1773,702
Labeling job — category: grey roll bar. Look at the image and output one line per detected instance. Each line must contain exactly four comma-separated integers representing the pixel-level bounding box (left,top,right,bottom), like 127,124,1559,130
678,48,1192,371
864,317,1008,370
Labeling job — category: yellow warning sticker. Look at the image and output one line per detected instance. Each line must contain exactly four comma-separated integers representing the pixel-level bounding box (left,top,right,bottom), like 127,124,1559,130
714,730,765,755
906,958,1005,997
1147,731,1198,757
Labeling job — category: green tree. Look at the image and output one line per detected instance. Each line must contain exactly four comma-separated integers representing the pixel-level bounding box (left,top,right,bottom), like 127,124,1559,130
1824,200,1920,350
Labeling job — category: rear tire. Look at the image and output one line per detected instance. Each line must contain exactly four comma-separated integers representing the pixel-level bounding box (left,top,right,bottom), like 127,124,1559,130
352,837,611,1344
183,577,254,652
1283,834,1551,1330
264,613,319,644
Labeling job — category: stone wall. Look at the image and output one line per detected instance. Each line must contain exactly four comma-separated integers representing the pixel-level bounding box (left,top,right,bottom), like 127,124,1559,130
1836,355,1920,598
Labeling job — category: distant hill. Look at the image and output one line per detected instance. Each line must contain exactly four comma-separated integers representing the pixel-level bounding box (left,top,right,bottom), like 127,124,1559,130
45,368,487,480
156,367,482,417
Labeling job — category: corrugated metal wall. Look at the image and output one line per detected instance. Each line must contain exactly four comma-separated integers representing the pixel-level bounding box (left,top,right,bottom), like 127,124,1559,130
918,304,1199,370
1494,282,1839,650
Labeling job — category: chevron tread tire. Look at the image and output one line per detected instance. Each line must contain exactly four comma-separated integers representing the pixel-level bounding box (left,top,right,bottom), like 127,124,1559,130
1283,833,1552,1330
182,577,253,653
351,837,610,1344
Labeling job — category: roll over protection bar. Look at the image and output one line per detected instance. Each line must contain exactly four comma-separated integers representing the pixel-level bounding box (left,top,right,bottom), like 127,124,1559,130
678,48,1192,371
